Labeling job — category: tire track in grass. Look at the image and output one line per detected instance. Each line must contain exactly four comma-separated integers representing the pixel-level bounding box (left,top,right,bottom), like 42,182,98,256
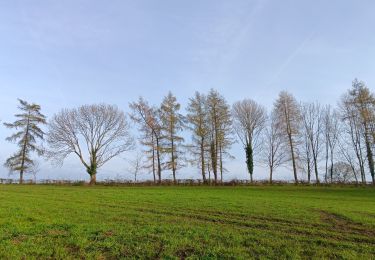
130,207,375,247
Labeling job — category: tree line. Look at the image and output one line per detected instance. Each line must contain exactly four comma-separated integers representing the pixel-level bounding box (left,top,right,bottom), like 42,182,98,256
2,79,375,185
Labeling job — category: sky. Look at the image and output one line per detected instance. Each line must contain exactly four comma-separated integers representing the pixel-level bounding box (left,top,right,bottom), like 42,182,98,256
0,0,375,182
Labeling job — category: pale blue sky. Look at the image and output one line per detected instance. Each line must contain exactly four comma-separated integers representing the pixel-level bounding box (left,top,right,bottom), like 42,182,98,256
1,0,375,181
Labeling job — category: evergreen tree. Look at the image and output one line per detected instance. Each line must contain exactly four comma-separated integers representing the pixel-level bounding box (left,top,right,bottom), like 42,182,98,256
4,99,46,183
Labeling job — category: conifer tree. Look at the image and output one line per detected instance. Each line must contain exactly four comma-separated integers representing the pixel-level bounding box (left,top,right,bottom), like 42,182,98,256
186,92,210,183
4,99,46,183
273,91,302,184
160,92,185,183
206,89,233,183
344,79,375,184
130,97,163,183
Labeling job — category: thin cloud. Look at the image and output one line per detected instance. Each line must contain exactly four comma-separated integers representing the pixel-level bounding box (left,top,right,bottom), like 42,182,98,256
267,31,316,86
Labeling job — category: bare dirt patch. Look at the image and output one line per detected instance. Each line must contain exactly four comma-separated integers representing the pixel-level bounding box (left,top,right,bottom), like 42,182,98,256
318,210,375,238
11,235,27,245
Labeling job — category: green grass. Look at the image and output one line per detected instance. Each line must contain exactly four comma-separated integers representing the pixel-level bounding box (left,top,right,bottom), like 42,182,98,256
0,185,374,259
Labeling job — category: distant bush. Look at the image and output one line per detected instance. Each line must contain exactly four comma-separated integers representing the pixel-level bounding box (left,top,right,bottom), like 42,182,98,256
0,178,370,186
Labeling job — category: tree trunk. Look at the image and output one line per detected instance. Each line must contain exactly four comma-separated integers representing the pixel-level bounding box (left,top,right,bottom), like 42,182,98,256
155,136,162,184
90,174,96,185
213,107,219,185
171,138,176,184
307,157,311,184
312,153,320,184
269,167,273,184
200,138,206,183
330,150,335,184
325,142,329,183
245,144,254,183
288,134,298,184
19,111,31,184
361,163,366,184
87,158,97,185
350,164,359,184
219,144,223,183
313,165,319,183
364,135,375,185
210,140,217,184
208,162,211,185
152,135,156,183
358,151,366,184
19,170,24,184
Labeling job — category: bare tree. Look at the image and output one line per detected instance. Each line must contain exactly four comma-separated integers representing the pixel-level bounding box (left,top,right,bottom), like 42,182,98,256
273,91,301,183
186,92,210,183
300,125,313,183
4,99,46,184
337,137,359,184
346,79,375,184
262,111,286,183
127,152,144,182
340,93,367,184
232,99,267,182
47,104,134,184
330,161,357,183
129,98,163,183
160,92,185,183
301,102,323,183
323,106,340,183
29,160,41,183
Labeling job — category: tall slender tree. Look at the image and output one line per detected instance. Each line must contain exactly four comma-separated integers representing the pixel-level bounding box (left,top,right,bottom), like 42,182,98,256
323,106,340,183
129,97,163,183
127,151,144,182
301,102,323,183
300,124,313,182
337,135,359,184
273,91,301,183
206,89,233,183
347,79,375,184
160,92,185,183
186,92,210,183
4,99,46,183
262,111,286,183
340,93,367,184
232,99,267,182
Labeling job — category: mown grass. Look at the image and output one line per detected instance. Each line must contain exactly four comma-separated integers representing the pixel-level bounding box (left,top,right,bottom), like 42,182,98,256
0,185,374,259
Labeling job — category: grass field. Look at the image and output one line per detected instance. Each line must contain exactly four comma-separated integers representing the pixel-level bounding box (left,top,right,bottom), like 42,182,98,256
0,185,374,259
